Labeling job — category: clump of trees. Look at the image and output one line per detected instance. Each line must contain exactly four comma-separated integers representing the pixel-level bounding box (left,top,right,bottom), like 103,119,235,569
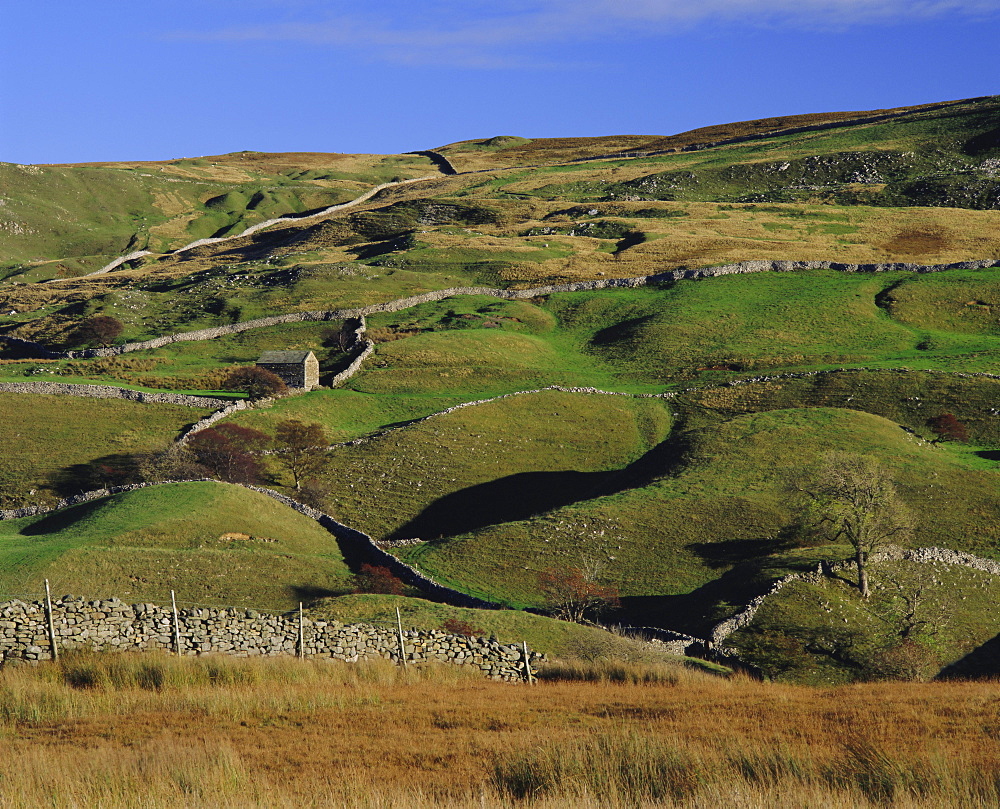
186,423,271,484
69,416,333,502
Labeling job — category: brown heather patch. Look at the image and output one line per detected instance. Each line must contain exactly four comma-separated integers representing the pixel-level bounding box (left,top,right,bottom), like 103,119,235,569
437,98,975,172
880,227,951,257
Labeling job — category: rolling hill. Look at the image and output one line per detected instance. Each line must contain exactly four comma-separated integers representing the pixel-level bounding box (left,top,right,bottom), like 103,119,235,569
2,95,1000,678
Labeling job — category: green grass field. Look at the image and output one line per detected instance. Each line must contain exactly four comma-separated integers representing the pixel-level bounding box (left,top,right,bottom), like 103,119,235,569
0,394,212,506
0,481,352,611
397,408,1000,632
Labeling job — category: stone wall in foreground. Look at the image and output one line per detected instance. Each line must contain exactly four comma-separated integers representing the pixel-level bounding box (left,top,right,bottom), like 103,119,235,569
0,595,542,681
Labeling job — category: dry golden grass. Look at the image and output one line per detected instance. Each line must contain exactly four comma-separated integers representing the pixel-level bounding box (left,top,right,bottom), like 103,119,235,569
1,651,998,807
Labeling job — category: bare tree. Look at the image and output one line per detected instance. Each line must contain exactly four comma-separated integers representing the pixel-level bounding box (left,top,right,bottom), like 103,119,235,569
272,419,330,490
538,561,619,623
797,452,913,598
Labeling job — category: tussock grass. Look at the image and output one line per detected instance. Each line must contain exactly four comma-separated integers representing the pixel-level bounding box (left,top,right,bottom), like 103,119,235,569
534,659,693,684
1,652,999,807
491,730,1000,807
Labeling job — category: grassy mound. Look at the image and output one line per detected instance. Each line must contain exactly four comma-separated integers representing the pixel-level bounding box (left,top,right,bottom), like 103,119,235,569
308,390,671,541
726,559,1000,684
399,408,1000,632
0,481,351,610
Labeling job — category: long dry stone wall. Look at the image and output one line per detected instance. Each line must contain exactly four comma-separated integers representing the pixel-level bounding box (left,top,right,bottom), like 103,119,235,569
0,595,542,680
83,176,439,278
0,381,231,408
8,258,999,361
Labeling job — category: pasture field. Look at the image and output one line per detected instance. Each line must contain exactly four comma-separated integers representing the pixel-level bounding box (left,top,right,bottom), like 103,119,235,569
0,481,352,611
397,408,1000,631
0,394,211,505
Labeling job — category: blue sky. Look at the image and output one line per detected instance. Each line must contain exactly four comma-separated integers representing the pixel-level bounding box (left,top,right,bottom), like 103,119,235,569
2,0,998,164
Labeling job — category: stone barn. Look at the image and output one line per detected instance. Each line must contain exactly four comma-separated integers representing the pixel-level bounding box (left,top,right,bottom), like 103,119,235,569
255,350,320,390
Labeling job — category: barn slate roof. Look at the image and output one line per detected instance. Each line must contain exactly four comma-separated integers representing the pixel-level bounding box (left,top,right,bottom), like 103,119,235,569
257,350,315,364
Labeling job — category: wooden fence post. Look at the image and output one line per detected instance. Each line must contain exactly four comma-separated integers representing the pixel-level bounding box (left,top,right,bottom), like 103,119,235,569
171,590,181,656
298,602,304,659
44,579,58,663
396,606,407,668
522,641,534,685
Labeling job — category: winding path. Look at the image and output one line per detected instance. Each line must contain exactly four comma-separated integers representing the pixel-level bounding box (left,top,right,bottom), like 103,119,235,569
81,175,440,278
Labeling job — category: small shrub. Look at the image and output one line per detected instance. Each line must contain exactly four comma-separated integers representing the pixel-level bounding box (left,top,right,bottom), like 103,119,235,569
926,412,968,442
222,366,287,399
353,564,405,595
71,315,124,347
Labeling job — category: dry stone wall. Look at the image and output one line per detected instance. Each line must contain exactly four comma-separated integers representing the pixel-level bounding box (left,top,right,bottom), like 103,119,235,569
8,258,999,361
0,381,231,408
84,177,439,278
0,595,541,680
0,481,207,520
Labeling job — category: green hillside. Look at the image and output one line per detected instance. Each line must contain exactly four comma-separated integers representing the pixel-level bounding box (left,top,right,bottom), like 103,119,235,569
2,97,1000,681
0,481,351,611
726,559,1000,684
0,152,438,280
398,408,1000,632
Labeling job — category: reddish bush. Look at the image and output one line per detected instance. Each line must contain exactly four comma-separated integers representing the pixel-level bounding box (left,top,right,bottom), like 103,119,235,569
926,413,968,443
187,423,271,484
352,564,405,595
